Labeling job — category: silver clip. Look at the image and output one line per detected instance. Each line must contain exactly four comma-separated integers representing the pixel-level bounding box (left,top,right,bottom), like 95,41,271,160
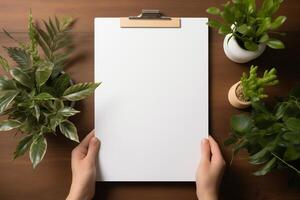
129,9,171,20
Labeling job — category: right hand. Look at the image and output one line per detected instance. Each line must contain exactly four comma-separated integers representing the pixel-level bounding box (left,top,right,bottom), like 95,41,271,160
66,130,100,200
196,136,226,200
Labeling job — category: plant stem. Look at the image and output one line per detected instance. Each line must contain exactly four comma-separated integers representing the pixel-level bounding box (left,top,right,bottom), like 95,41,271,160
271,151,300,176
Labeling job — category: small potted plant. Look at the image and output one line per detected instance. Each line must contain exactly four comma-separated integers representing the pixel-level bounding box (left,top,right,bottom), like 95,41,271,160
228,65,278,109
0,12,100,168
225,88,300,184
207,0,286,63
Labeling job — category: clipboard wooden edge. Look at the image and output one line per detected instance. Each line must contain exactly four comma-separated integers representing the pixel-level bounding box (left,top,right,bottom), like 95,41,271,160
120,10,181,28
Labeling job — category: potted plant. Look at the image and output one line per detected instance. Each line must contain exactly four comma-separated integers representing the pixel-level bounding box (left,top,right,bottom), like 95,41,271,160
228,65,278,109
207,0,286,63
225,88,300,184
0,12,100,168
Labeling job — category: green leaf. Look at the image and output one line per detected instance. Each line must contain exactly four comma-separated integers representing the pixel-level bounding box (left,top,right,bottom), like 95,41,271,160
49,117,62,131
0,91,19,113
221,4,235,24
10,67,33,88
237,24,250,35
0,56,10,72
256,17,271,35
267,38,285,49
247,0,256,13
0,76,16,91
34,93,56,101
5,47,31,68
206,7,221,15
59,107,80,117
218,25,232,35
29,134,47,169
284,146,300,161
52,73,71,97
35,62,54,87
270,16,287,30
207,19,222,29
286,118,300,132
224,135,237,146
253,157,276,176
53,99,64,111
34,105,40,121
0,119,22,131
62,82,101,101
259,33,269,43
14,134,33,159
282,132,300,144
249,148,270,165
231,114,252,134
59,120,79,142
244,41,258,51
36,32,51,58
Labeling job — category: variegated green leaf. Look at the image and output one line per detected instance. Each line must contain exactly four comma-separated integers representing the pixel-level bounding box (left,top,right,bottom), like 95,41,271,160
59,107,80,117
10,67,33,88
62,82,100,101
34,93,56,101
0,91,19,113
59,120,79,142
29,135,47,169
14,134,33,159
35,61,54,86
0,119,22,131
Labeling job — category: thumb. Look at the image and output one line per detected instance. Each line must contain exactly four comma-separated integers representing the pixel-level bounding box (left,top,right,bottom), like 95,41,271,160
86,137,100,163
200,138,211,165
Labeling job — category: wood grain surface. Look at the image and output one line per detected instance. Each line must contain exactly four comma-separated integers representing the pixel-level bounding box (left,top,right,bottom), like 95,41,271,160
0,0,299,200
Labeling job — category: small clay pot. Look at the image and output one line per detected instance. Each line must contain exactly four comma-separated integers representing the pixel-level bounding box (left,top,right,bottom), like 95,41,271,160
228,81,251,109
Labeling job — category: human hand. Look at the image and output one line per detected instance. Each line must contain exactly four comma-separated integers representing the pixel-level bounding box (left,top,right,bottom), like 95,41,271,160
196,136,226,200
66,130,100,200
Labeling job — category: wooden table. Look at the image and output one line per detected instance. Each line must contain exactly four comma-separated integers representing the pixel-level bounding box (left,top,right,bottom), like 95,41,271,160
0,0,299,199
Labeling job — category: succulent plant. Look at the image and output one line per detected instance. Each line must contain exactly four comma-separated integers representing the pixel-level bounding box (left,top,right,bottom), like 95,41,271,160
240,65,278,101
0,11,100,168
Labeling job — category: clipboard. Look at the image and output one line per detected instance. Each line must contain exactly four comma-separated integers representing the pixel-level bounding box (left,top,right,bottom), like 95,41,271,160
120,9,181,28
94,10,209,182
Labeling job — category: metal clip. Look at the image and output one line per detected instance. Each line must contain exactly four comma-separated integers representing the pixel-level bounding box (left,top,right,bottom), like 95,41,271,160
129,9,171,20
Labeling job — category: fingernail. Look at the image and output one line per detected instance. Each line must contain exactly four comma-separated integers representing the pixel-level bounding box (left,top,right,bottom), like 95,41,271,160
91,137,99,144
201,138,208,145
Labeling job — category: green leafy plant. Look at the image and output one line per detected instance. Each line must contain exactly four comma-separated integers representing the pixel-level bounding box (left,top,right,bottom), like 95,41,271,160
0,12,100,168
206,0,287,51
238,65,278,102
226,87,300,182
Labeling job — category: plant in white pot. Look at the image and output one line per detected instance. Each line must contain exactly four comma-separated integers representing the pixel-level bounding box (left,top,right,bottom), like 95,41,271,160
228,65,278,109
206,0,287,63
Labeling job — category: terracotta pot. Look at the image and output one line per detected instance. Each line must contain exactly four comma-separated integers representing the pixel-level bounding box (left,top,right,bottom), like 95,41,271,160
223,34,266,63
228,81,251,109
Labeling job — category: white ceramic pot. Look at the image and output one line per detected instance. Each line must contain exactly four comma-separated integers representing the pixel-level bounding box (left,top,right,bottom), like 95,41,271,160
228,81,251,109
223,34,266,63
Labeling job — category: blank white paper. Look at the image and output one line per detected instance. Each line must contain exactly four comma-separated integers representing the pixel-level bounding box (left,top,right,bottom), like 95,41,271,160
94,18,208,181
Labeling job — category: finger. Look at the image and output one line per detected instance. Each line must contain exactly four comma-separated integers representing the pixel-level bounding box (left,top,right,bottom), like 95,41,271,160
86,136,101,164
79,129,95,149
208,136,222,156
200,138,211,164
208,136,225,166
73,130,95,159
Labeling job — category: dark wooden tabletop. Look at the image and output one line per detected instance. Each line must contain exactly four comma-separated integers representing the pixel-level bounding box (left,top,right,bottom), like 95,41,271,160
0,0,299,200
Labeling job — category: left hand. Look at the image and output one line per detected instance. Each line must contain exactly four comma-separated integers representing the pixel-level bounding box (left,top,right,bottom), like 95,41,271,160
66,130,100,200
